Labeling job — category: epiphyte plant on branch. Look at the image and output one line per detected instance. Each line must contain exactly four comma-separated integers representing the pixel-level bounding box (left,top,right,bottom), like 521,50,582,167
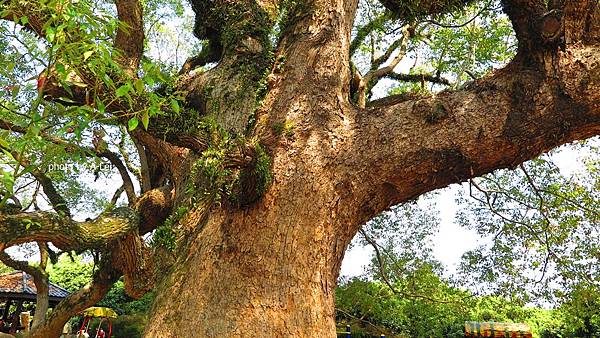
0,0,599,336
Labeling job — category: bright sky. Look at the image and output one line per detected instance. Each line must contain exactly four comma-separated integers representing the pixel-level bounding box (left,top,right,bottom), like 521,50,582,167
339,185,477,278
339,143,591,279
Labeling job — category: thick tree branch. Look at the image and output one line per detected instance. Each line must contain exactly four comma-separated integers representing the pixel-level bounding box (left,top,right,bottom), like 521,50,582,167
0,250,40,279
182,0,281,135
113,233,154,298
0,207,139,250
563,0,600,44
134,185,173,235
366,91,428,108
129,129,188,179
32,243,50,329
256,0,358,128
501,0,546,57
178,40,222,75
346,44,600,226
1,189,168,336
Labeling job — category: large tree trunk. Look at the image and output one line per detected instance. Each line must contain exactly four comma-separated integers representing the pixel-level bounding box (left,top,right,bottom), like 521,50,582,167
144,122,357,337
145,207,343,337
146,0,360,335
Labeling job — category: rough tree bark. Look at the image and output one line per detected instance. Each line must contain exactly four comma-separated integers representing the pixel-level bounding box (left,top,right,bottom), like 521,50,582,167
0,0,599,337
143,0,600,337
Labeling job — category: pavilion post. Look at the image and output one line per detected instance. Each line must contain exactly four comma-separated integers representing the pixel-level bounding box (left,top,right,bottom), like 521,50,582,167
2,300,12,321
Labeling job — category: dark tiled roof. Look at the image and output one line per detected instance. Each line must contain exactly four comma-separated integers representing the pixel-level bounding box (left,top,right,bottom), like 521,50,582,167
0,271,69,299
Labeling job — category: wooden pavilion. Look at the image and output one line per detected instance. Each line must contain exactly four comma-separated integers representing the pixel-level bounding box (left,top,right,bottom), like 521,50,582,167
0,271,69,333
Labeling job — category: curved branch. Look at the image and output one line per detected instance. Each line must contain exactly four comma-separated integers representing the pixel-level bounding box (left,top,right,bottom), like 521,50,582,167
129,129,187,178
178,40,222,75
117,131,143,185
29,168,71,217
345,43,600,227
0,250,41,279
0,189,170,337
134,185,173,235
98,150,137,205
359,229,466,304
359,229,398,293
371,33,410,71
0,207,139,250
131,136,152,192
110,185,126,205
357,25,412,107
3,148,72,217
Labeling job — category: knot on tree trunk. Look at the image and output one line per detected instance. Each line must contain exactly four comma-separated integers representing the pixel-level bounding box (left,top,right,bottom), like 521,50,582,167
540,11,563,44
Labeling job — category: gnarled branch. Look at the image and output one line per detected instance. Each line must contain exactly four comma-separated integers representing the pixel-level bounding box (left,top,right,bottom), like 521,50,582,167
0,207,139,251
346,43,600,227
0,0,48,37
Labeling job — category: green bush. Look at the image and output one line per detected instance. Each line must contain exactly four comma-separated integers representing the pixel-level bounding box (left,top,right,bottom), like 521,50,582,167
111,314,147,338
